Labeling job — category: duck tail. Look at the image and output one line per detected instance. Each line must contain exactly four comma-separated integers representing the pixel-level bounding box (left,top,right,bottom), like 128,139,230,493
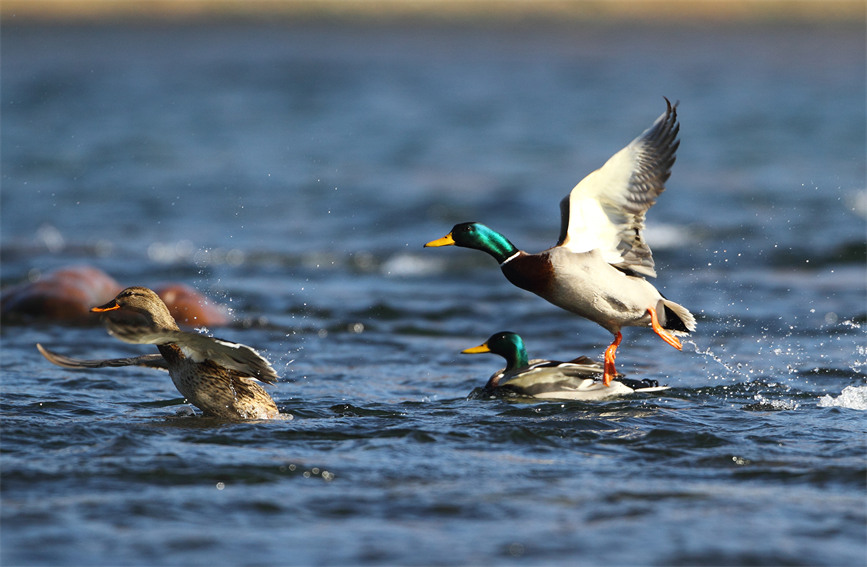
658,299,696,335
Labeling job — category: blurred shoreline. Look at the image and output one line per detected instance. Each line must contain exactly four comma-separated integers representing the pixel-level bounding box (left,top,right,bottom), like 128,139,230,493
1,0,863,24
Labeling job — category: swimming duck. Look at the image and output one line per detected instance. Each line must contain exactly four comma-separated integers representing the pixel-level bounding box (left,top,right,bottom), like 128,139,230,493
37,286,280,420
462,331,667,400
427,99,695,385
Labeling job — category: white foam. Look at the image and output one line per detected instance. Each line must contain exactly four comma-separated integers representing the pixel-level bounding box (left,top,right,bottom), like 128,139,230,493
849,189,867,219
751,393,799,411
817,385,867,411
644,223,691,250
382,253,443,276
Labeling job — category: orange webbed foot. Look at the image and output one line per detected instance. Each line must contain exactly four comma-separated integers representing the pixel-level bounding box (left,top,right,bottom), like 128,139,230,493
602,332,622,386
648,307,682,350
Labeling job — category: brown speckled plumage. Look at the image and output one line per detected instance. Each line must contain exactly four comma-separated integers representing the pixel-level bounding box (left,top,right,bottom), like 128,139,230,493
38,286,280,420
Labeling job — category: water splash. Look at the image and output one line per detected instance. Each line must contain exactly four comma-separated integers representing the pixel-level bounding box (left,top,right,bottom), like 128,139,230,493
685,339,751,381
745,392,800,411
817,385,867,411
852,344,867,375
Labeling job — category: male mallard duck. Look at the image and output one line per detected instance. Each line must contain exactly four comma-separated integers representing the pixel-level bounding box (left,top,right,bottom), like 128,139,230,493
462,331,667,400
37,286,280,420
427,99,695,385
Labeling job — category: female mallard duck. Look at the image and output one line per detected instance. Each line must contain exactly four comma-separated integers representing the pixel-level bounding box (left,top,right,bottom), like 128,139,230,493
37,286,280,420
427,99,695,386
462,331,667,400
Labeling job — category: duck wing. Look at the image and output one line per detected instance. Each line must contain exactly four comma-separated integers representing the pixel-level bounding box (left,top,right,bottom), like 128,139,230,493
557,98,679,278
500,366,633,399
487,358,602,389
525,358,604,374
37,343,168,370
104,324,279,385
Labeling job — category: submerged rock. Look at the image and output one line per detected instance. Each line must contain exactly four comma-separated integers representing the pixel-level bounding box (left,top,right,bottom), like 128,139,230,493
151,282,229,327
1,265,229,327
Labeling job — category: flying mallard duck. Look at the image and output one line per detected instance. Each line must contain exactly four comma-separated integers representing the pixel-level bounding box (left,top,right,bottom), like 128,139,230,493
462,331,667,400
38,286,280,420
427,99,695,385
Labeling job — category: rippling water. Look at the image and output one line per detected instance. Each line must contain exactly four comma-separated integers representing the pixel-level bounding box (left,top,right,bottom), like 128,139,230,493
2,20,865,566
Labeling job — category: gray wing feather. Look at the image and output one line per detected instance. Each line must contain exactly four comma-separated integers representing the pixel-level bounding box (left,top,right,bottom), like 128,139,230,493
37,343,169,370
612,99,679,275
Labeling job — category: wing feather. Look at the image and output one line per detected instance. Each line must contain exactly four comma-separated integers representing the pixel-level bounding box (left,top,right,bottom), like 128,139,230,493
103,324,280,384
557,98,680,277
37,343,169,370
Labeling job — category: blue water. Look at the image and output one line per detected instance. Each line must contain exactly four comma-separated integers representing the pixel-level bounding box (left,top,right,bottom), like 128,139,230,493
2,20,866,566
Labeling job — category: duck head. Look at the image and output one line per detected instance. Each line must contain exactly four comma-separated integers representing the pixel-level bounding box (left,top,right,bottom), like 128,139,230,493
91,286,179,330
425,222,518,264
462,331,529,373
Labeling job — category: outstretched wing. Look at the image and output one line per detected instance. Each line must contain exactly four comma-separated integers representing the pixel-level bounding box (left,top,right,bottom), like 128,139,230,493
37,343,169,370
104,323,279,385
557,98,680,278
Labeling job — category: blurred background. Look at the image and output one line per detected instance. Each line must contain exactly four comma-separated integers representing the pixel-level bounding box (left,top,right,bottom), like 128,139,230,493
2,2,865,566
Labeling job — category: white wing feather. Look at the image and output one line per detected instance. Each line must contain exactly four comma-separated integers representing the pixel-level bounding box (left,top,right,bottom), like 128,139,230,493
557,99,680,278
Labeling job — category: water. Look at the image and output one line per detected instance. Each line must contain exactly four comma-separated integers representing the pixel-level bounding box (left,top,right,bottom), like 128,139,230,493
2,20,866,566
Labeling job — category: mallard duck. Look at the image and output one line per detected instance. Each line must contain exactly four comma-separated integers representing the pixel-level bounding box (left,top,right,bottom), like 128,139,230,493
427,99,695,385
37,286,280,420
462,331,667,400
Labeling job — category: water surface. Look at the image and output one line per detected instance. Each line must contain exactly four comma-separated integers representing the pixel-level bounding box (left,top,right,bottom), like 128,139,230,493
2,20,865,566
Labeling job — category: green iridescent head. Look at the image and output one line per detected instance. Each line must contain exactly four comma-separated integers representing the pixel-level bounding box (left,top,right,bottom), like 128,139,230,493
425,222,518,264
462,331,529,372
